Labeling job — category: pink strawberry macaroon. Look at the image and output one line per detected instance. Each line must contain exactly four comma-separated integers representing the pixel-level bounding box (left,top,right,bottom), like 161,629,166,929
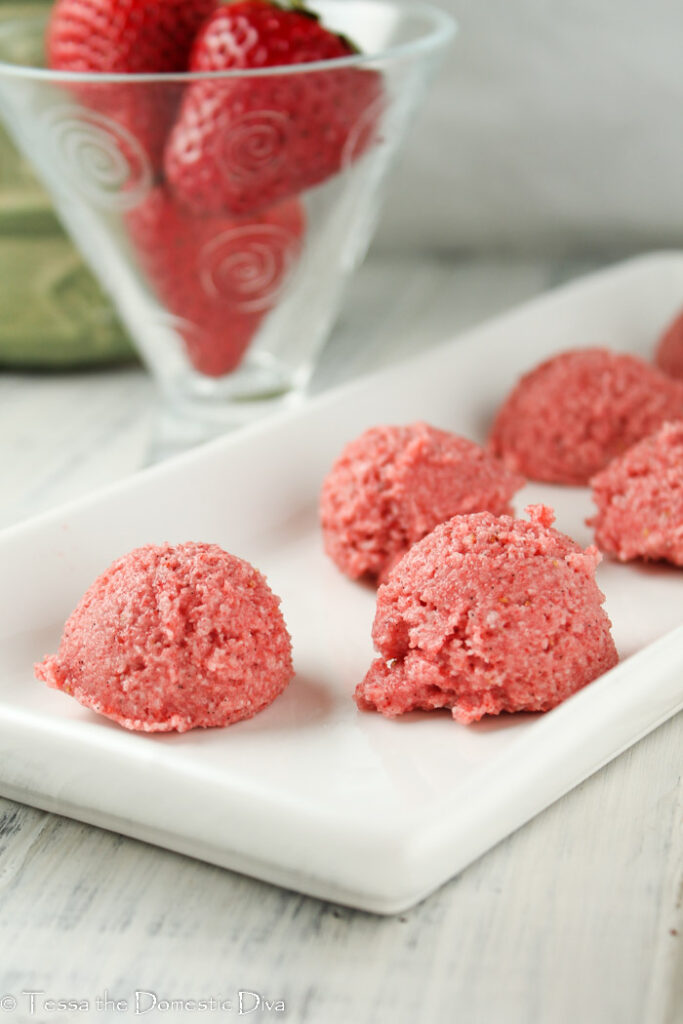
320,422,524,584
35,542,293,732
355,505,618,724
490,348,683,485
590,421,683,566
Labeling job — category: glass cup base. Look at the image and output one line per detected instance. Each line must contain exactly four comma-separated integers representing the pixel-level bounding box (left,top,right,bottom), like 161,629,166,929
148,384,308,461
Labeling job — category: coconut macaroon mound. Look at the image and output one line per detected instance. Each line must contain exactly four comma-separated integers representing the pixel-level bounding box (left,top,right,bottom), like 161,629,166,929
489,348,683,485
320,422,524,584
35,542,294,732
590,420,683,566
355,505,618,724
655,309,683,380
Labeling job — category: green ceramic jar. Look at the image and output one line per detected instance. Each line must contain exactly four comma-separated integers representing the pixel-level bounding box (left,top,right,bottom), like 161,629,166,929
0,1,135,368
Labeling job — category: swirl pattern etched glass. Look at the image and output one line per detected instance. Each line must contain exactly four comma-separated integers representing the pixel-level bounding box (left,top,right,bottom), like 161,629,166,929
0,1,455,439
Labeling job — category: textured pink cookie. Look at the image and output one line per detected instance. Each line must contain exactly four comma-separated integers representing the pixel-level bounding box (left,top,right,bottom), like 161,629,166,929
655,309,683,380
590,421,683,565
320,422,524,583
355,505,618,724
35,542,293,732
489,348,683,484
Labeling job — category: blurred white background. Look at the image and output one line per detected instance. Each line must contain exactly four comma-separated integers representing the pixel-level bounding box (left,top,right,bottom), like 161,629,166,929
376,0,683,254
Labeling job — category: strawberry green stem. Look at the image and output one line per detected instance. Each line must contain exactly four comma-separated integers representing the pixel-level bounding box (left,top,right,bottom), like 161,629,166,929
289,0,319,17
277,0,361,53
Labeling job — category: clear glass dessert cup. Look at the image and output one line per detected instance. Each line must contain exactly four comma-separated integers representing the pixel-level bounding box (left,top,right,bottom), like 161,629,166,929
0,1,456,445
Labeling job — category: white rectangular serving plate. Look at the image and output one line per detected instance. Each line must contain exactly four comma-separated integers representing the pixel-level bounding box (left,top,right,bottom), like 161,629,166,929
1,253,682,914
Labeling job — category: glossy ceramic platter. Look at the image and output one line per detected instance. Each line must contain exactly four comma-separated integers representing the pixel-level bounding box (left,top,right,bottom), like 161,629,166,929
1,252,682,914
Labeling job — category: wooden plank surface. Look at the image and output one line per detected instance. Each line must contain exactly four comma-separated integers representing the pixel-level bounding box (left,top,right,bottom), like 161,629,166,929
0,255,680,1024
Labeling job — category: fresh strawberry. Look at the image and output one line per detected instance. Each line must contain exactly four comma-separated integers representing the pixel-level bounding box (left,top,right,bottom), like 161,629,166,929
126,186,306,377
46,0,217,74
47,0,217,168
164,0,384,216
